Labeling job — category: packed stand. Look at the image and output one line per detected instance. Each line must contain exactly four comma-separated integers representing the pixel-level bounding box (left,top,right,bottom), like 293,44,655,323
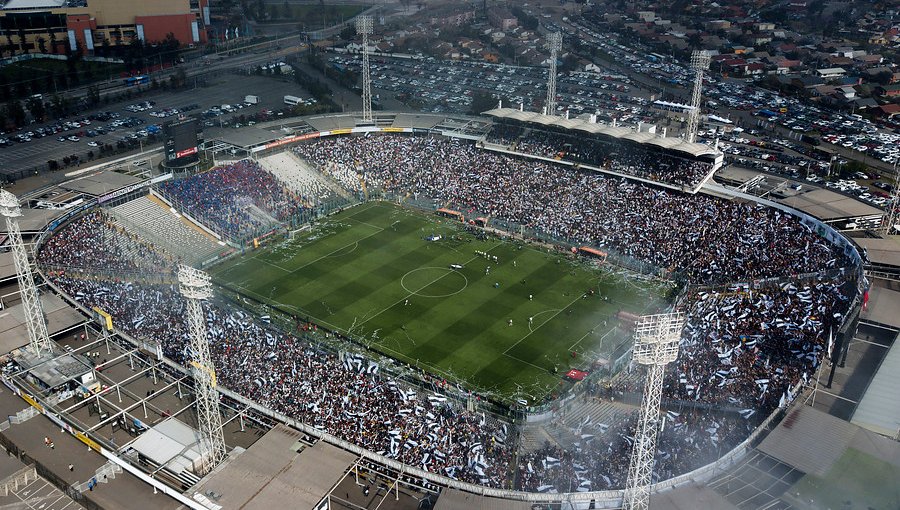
51,274,513,488
40,133,857,493
292,135,847,284
158,160,305,242
487,126,715,189
517,409,753,493
38,210,176,275
669,280,850,411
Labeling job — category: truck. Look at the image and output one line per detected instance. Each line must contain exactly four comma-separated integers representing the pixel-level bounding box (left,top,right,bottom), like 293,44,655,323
244,95,259,104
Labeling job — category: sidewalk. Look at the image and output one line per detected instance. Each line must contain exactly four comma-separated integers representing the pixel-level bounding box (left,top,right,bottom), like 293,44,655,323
0,386,181,510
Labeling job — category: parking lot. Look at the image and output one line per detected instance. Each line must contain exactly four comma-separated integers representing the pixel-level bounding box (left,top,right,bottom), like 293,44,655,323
566,14,900,169
329,53,674,127
0,74,308,180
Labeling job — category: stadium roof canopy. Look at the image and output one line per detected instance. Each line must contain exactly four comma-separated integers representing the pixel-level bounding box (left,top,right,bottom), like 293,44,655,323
0,293,86,353
860,285,900,330
192,424,355,509
0,251,15,282
852,328,900,436
391,113,445,130
483,107,718,158
0,207,64,235
215,127,282,149
304,114,359,132
2,0,64,9
129,418,204,477
853,237,900,269
776,188,884,222
60,170,143,197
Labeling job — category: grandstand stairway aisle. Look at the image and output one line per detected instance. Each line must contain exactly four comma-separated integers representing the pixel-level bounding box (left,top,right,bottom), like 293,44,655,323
107,196,225,267
258,153,350,204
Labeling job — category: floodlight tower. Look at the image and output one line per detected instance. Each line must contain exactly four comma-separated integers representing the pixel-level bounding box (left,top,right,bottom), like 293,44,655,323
622,312,685,510
178,264,226,474
0,189,51,356
881,159,899,236
356,15,374,123
685,50,710,143
545,32,562,116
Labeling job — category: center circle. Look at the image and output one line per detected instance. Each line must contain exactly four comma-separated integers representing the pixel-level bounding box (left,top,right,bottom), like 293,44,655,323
400,267,468,298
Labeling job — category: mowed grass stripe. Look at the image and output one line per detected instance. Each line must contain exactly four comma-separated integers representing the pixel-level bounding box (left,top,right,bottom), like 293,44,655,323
211,202,665,403
280,220,424,306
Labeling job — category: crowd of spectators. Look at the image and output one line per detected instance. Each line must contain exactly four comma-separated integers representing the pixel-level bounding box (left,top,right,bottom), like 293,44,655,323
158,160,306,242
38,210,176,274
486,126,715,189
36,133,858,493
670,281,849,410
517,409,754,492
292,135,847,284
51,272,514,488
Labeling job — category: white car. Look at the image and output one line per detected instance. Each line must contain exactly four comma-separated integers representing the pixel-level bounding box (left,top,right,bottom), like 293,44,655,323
87,141,98,147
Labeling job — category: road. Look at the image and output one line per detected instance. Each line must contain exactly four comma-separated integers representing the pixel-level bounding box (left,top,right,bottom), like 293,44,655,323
0,73,315,182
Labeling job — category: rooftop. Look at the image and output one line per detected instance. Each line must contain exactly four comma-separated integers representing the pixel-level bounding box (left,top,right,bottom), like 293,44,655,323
483,108,718,158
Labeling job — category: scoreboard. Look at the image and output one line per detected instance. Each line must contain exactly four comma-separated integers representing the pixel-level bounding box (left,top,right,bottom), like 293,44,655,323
164,117,202,164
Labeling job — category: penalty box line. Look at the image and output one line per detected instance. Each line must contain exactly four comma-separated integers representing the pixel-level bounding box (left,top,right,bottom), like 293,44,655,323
502,292,587,355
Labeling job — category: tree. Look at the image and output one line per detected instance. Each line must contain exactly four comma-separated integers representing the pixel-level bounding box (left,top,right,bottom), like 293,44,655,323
281,1,291,18
340,25,356,41
48,160,58,171
5,100,25,127
687,32,702,49
872,71,893,86
48,30,58,54
25,96,45,121
468,90,500,115
86,85,100,106
37,37,47,54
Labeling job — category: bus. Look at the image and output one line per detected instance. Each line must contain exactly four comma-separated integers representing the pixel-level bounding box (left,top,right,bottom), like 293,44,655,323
284,95,302,106
124,75,150,87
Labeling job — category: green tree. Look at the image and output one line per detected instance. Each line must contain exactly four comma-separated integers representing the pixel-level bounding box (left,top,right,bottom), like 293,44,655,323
5,100,25,127
25,96,45,121
468,90,499,115
872,71,893,86
17,28,26,53
340,25,356,41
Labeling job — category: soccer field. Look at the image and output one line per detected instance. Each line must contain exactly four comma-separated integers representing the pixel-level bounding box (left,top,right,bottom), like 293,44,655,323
212,202,666,404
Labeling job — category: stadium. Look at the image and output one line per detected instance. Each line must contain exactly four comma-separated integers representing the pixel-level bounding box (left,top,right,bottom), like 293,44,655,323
0,107,884,510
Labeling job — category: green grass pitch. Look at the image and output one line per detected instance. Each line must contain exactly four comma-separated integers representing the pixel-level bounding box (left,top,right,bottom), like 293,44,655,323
211,202,667,404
